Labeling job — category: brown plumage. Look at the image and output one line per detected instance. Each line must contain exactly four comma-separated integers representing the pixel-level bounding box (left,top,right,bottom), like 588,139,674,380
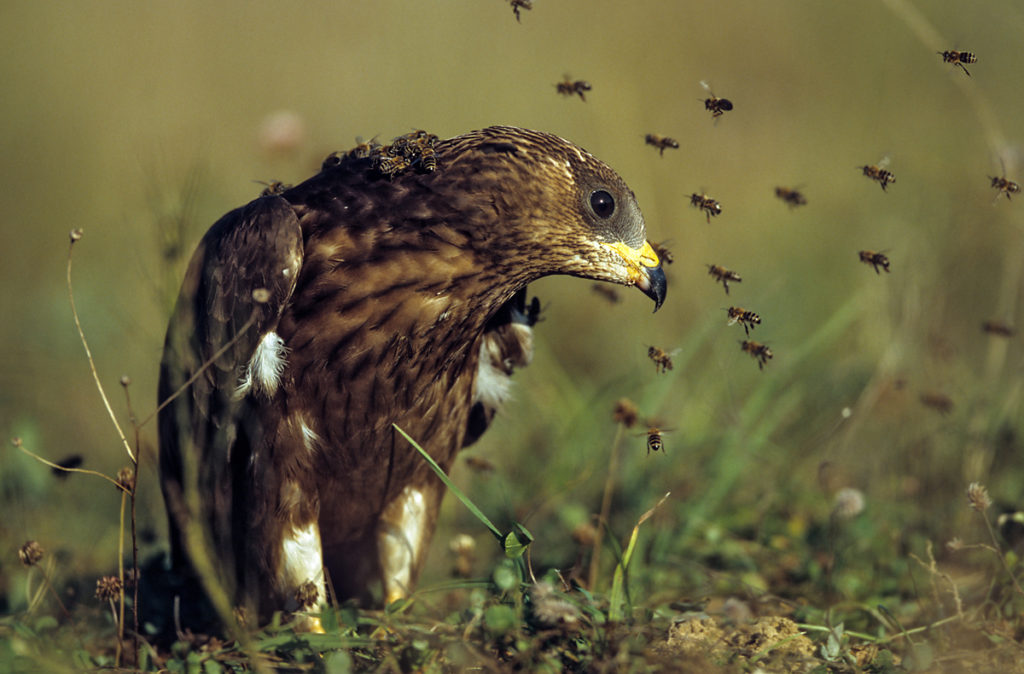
158,126,666,624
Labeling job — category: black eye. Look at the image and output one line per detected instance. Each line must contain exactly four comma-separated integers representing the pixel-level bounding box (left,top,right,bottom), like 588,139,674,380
590,190,615,218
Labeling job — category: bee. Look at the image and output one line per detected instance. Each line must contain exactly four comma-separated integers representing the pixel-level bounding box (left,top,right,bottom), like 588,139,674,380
650,240,674,265
51,454,84,479
645,134,680,157
690,192,722,222
509,0,532,22
348,136,380,159
707,264,741,295
990,173,1021,202
556,76,592,102
256,180,290,197
591,283,621,304
920,392,954,416
858,250,891,274
700,81,734,119
774,186,807,208
982,320,1015,337
321,150,345,171
726,307,761,335
858,158,896,192
937,49,976,76
741,340,773,370
642,426,672,455
372,154,409,179
418,144,438,172
464,456,496,473
647,346,677,374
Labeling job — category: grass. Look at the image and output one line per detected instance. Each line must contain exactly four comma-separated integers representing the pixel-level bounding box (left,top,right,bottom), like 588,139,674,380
4,0,1024,671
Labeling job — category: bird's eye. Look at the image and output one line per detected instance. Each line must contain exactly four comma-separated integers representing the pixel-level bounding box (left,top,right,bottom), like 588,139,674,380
590,190,615,218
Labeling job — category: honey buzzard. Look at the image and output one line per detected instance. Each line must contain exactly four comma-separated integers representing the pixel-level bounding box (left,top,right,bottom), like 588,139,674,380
158,126,666,625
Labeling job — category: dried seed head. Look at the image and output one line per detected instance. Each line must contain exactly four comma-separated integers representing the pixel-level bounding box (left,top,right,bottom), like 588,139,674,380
833,487,866,519
612,398,639,428
95,575,122,602
252,288,271,304
69,228,83,243
946,537,964,552
967,482,992,512
294,580,319,609
18,540,44,567
116,466,136,491
119,375,131,387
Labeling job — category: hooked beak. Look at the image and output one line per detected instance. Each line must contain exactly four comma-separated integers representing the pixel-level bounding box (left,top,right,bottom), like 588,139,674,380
603,240,668,312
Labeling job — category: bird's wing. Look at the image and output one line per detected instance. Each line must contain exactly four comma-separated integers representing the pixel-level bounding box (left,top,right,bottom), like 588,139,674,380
158,193,303,567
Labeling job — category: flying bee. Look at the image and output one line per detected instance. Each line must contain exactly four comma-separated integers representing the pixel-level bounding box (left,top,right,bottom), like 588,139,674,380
920,392,954,416
982,320,1015,337
639,426,673,455
858,250,891,274
741,340,773,370
690,192,722,222
591,283,621,304
650,240,674,265
255,180,290,197
700,81,733,119
464,455,496,473
707,264,742,295
726,307,761,335
556,76,592,101
937,49,976,76
647,346,678,374
509,0,532,22
858,158,896,192
51,454,84,479
990,172,1021,202
774,186,807,208
645,134,680,157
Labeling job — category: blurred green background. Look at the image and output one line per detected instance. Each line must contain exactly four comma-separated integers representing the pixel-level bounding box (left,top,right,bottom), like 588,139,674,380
2,0,1024,613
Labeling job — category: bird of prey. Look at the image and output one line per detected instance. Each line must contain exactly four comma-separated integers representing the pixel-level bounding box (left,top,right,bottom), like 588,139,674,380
158,126,666,626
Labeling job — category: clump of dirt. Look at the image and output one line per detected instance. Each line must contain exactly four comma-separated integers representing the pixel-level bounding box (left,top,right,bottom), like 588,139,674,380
656,615,816,671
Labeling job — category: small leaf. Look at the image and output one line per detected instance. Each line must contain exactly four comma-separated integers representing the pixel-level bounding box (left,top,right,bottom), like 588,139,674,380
484,605,518,635
503,523,534,558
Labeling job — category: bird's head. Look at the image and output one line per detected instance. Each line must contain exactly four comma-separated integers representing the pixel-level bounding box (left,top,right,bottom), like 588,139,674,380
436,126,667,311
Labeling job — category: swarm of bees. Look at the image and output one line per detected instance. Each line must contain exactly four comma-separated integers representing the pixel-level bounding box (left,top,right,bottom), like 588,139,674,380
690,192,722,222
647,346,676,374
726,307,761,335
645,134,679,156
707,265,742,295
937,49,977,76
741,340,773,370
774,186,807,208
858,159,896,192
556,76,592,102
509,0,532,22
858,250,891,274
370,130,440,179
982,320,1015,337
700,81,733,119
